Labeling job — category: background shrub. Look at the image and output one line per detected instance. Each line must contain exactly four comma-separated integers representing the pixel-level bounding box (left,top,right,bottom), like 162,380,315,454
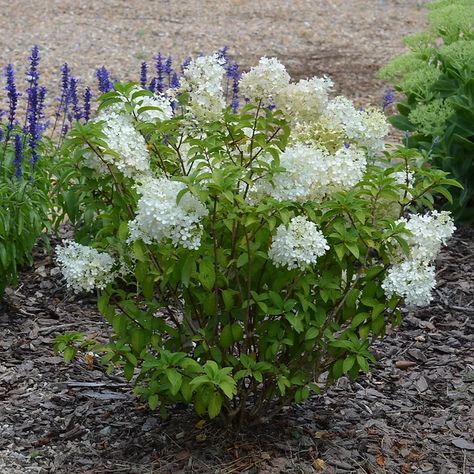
379,0,474,223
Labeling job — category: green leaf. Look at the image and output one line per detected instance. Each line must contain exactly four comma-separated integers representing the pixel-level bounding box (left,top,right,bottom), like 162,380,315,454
220,325,233,348
343,355,356,374
219,380,236,399
231,323,244,342
208,391,222,419
165,368,183,395
63,346,76,363
181,255,195,287
148,394,159,410
305,327,319,340
356,355,370,373
198,259,215,290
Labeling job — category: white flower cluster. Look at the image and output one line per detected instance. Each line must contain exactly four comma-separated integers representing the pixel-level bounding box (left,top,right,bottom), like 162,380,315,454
133,91,173,123
253,143,366,202
382,260,436,307
268,216,329,270
397,211,455,263
128,177,208,249
382,211,455,306
88,106,151,178
56,241,116,293
277,76,333,123
239,57,291,106
323,98,389,154
180,54,226,121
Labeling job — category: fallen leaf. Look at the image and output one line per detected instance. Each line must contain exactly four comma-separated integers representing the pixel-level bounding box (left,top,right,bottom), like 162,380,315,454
195,419,206,429
313,458,326,471
451,437,474,451
395,360,417,370
196,433,207,442
84,352,95,370
376,453,385,466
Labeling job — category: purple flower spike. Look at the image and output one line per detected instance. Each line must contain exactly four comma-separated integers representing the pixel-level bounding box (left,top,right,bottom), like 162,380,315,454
181,57,192,73
140,62,148,89
83,87,92,122
155,52,165,94
25,46,43,166
217,46,229,63
226,62,240,112
149,77,157,93
383,88,395,111
96,66,113,93
69,77,82,121
13,134,23,178
170,72,180,89
5,64,20,136
27,45,40,88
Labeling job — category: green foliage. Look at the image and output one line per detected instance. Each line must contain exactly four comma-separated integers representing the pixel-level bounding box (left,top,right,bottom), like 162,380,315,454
55,83,455,426
0,130,53,297
379,0,474,223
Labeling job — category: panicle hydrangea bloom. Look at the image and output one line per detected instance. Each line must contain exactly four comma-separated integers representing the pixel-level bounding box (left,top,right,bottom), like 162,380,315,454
128,177,207,249
250,143,367,202
132,90,173,123
357,107,390,154
85,105,150,177
382,259,436,307
313,146,367,198
268,216,329,270
323,96,362,139
258,144,324,202
56,241,116,293
253,144,366,203
239,57,290,106
322,98,388,154
180,54,226,121
397,211,455,263
276,76,333,123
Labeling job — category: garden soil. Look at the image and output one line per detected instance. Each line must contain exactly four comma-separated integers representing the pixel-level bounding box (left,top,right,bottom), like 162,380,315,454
1,0,430,104
1,1,474,473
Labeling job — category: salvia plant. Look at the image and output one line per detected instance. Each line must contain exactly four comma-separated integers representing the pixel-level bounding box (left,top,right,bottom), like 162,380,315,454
53,52,459,426
0,44,186,297
0,47,53,296
379,0,474,223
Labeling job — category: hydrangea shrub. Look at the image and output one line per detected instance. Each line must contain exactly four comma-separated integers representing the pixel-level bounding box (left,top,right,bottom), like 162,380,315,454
56,54,457,425
378,0,474,223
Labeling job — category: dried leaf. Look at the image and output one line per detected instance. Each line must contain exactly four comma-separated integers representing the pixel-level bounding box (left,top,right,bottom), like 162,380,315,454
313,458,327,471
376,453,386,466
395,360,417,370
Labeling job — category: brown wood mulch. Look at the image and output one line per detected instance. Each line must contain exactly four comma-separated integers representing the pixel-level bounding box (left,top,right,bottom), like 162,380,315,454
1,226,473,474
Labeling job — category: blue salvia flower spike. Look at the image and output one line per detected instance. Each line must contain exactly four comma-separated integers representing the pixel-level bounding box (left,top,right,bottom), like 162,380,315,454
26,45,42,166
83,87,92,122
149,77,157,93
13,133,23,178
140,62,148,89
96,66,113,93
69,77,82,121
155,52,164,94
5,64,20,139
170,72,180,89
164,56,172,87
181,57,191,73
383,88,394,111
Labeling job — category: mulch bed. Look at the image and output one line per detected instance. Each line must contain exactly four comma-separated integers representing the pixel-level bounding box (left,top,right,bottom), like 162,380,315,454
1,228,473,474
